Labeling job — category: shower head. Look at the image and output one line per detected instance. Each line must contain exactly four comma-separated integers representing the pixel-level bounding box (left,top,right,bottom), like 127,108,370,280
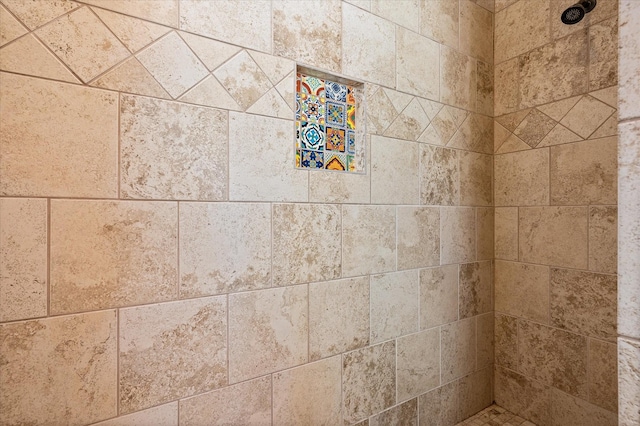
561,0,597,25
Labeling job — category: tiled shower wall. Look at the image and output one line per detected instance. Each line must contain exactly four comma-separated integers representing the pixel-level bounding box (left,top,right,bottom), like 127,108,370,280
492,0,619,425
0,0,496,424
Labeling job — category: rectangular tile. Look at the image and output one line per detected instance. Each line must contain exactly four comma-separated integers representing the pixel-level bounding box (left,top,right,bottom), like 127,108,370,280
397,207,440,270
371,135,420,204
440,207,476,264
495,260,549,324
369,398,417,426
459,261,492,319
397,329,440,401
418,382,457,426
441,317,476,383
420,265,458,329
495,313,518,370
550,388,617,426
494,207,518,260
458,367,493,422
588,339,618,413
494,149,549,206
370,270,419,343
494,366,550,426
588,206,617,274
93,403,177,426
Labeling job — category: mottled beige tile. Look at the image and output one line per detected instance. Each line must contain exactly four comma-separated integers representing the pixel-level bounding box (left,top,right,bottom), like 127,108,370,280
384,98,430,142
448,113,493,154
494,57,519,116
420,145,459,206
494,0,549,64
0,73,118,198
371,0,419,31
589,17,618,91
342,205,395,277
247,87,293,120
477,61,493,116
513,109,557,148
93,402,177,426
179,202,270,297
459,151,492,206
589,206,617,274
458,368,493,422
179,31,242,72
2,0,80,30
179,376,271,426
0,7,24,47
420,265,458,329
550,0,617,41
460,0,493,64
371,135,419,204
494,366,550,426
92,7,170,53
420,0,458,48
0,198,47,322
476,313,494,369
83,0,178,27
459,261,492,319
248,49,295,87
519,206,588,269
397,207,439,270
476,207,494,262
343,3,395,87
618,337,640,425
495,313,518,370
229,285,308,383
494,207,518,261
91,57,171,98
441,317,476,383
229,112,308,202
494,148,549,206
441,46,476,110
495,109,531,133
397,329,440,401
559,96,615,139
213,51,272,111
179,75,241,111
120,95,227,200
342,341,396,424
309,277,369,360
588,339,618,412
591,113,618,139
370,399,417,426
179,0,271,52
366,86,399,134
371,270,419,343
537,96,581,122
550,388,617,426
418,382,458,426
538,123,583,148
495,261,549,324
440,207,476,264
0,311,117,425
396,27,439,99
273,357,342,425
50,200,177,314
431,105,464,145
618,1,640,120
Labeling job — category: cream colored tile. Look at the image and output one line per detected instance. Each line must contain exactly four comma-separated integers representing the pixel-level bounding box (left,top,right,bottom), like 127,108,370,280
0,4,27,46
179,376,271,426
179,31,242,72
560,96,615,139
342,341,396,424
2,0,80,29
420,265,458,329
619,337,640,425
275,71,296,111
513,109,557,148
371,0,418,31
0,311,117,425
36,7,129,82
50,200,177,314
590,113,618,139
396,27,439,99
618,0,640,120
92,7,170,53
477,207,494,261
342,3,395,87
495,260,549,324
229,112,307,202
458,368,493,421
494,0,550,64
494,149,549,206
418,97,444,121
345,0,371,10
272,203,341,286
342,205,396,277
179,202,270,297
83,0,178,27
537,96,582,122
366,86,398,134
495,207,518,261
0,73,118,198
589,17,618,91
418,382,458,426
370,399,418,426
0,198,47,322
213,50,273,110
120,95,227,200
441,46,476,110
273,357,342,425
384,98,430,142
371,270,419,343
459,261,492,319
248,50,295,87
495,109,531,132
494,57,519,116
550,137,617,205
418,123,445,146
588,339,618,413
448,113,493,154
430,106,460,145
371,135,419,204
441,317,476,382
550,388,617,426
229,285,308,383
93,402,177,426
420,0,458,48
91,57,171,98
440,207,476,264
477,61,493,116
178,75,241,110
495,314,518,370
309,277,369,360
179,0,270,52
589,206,617,274
420,145,459,206
460,0,493,63
494,366,550,426
477,313,494,369
137,32,208,98
519,206,588,269
397,330,440,401
397,207,439,270
537,124,583,148
459,151,492,206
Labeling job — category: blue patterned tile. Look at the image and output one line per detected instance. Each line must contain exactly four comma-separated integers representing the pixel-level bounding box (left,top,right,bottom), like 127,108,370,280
299,121,325,151
326,80,347,102
301,149,324,168
326,100,346,127
347,131,356,154
300,94,325,124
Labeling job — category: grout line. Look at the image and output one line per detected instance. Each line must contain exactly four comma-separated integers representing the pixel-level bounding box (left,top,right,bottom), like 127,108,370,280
116,308,120,415
46,198,51,317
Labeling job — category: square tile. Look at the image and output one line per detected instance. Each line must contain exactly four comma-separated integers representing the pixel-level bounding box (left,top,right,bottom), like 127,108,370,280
370,270,419,343
324,151,347,171
300,149,325,169
419,382,458,426
298,94,326,124
326,100,346,127
326,80,347,102
397,329,440,401
370,399,418,426
347,130,356,153
326,127,346,152
420,265,458,329
441,317,476,383
371,135,420,204
300,73,326,97
299,121,326,151
495,261,549,324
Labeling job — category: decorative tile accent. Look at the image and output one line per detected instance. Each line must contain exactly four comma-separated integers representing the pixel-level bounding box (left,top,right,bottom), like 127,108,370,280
0,4,27,47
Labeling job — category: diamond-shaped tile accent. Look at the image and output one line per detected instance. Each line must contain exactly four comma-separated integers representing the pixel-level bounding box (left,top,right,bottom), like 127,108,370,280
513,109,557,148
536,96,581,122
560,95,615,138
93,7,170,53
180,31,242,72
2,0,81,30
384,98,430,141
589,86,617,108
91,57,170,99
179,75,241,111
366,87,397,135
0,4,28,47
417,98,443,121
249,50,294,86
590,113,617,139
496,134,530,154
247,87,292,119
494,121,511,153
418,124,444,146
431,106,459,144
495,109,531,132
384,88,413,113
213,50,271,110
538,124,582,147
448,113,493,154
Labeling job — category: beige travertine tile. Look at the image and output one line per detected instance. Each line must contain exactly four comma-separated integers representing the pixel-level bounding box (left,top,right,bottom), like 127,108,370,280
371,135,419,204
477,313,494,369
273,0,341,72
93,402,177,426
538,123,583,148
591,113,618,139
440,207,476,264
618,1,640,120
618,337,640,425
370,270,419,343
418,382,458,426
550,268,617,341
420,0,458,48
589,17,618,91
137,32,208,98
494,207,517,261
120,95,227,200
83,0,177,27
494,0,549,64
0,4,27,46
477,61,493,116
50,200,177,314
366,86,399,134
513,109,557,148
2,0,80,30
0,198,47,322
272,204,340,286
495,0,518,12
370,399,418,426
441,317,476,383
229,112,307,202
441,46,476,110
477,207,494,261
371,0,419,31
273,357,342,425
518,320,588,398
495,109,530,133
178,75,241,111
459,262,492,319
537,95,581,122
0,311,117,425
588,339,618,412
228,285,308,383
179,376,271,426
495,261,549,324
342,3,395,87
91,57,171,98
36,7,129,82
494,57,519,116
494,147,549,206
459,151,492,206
309,277,369,360
458,368,493,422
430,105,462,144
397,329,440,401
248,48,295,87
397,207,439,270
179,32,241,72
396,27,439,99
495,313,518,370
92,7,170,53
559,96,615,139
385,98,430,142
179,0,271,52
342,341,396,424
449,113,493,154
519,206,588,269
420,265,458,329
342,205,395,277
420,145,459,206
460,0,493,64
550,388,617,426
494,366,550,426
179,203,270,297
589,206,617,273
246,87,292,119
0,34,79,83
0,73,118,198
213,50,272,110
344,0,371,11
519,30,589,109
119,297,226,413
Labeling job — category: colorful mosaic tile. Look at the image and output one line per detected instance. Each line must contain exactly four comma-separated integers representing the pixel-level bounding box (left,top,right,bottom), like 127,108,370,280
326,101,346,127
347,155,356,172
326,127,345,152
298,121,325,151
347,105,356,130
326,80,347,102
347,87,356,105
299,73,325,97
298,94,325,124
301,150,324,168
347,131,356,154
325,152,347,171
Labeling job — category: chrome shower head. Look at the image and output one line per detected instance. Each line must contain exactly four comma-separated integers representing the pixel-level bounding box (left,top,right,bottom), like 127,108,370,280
561,0,597,25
